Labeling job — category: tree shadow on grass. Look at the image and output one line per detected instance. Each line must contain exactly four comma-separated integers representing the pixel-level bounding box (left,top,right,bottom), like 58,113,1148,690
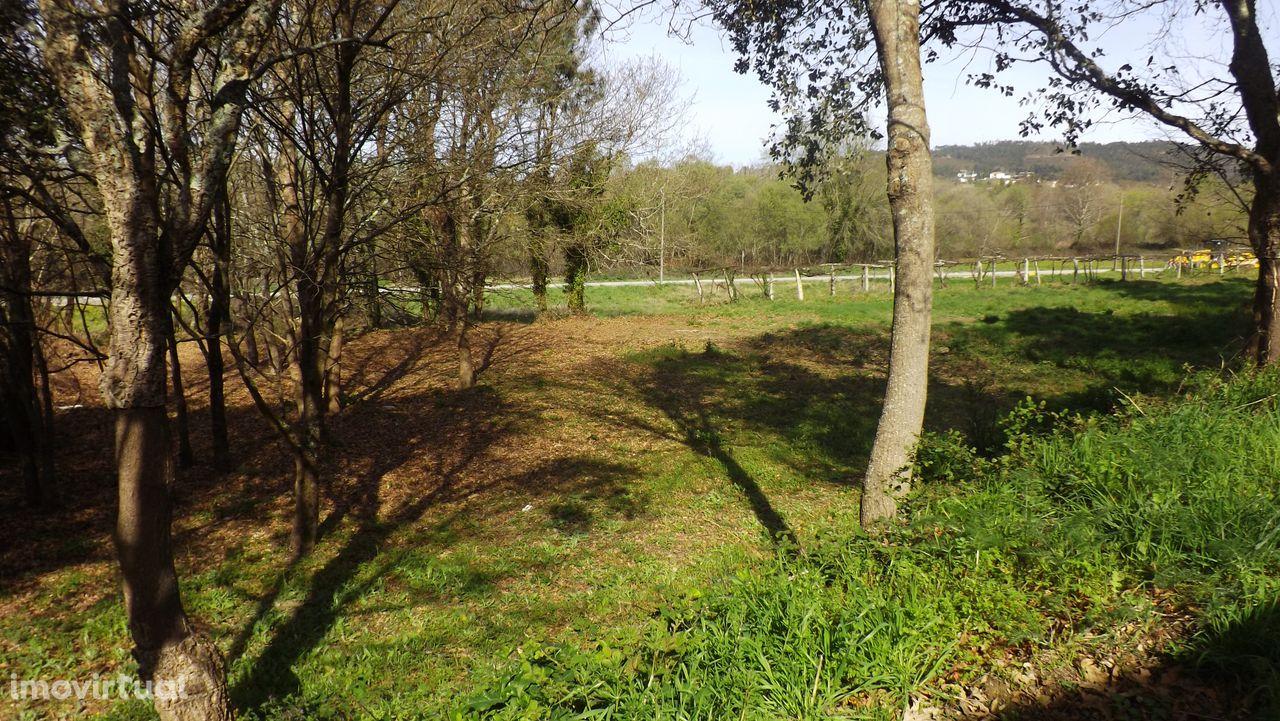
341,329,438,407
996,306,1240,393
977,600,1280,720
609,333,904,549
1091,276,1256,314
936,281,1253,422
0,397,288,591
502,455,649,536
230,384,519,711
610,301,1255,534
230,388,647,712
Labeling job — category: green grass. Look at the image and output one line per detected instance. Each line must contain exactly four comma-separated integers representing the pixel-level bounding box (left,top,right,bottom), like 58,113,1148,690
459,368,1280,719
0,274,1267,720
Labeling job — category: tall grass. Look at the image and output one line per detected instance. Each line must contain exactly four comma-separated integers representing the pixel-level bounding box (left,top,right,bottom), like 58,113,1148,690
460,368,1280,719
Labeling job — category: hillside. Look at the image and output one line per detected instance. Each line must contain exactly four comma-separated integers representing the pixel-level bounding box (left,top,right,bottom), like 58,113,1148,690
932,140,1186,184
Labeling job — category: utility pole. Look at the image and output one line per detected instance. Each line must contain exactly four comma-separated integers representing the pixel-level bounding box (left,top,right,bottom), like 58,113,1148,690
659,188,665,284
1113,195,1124,271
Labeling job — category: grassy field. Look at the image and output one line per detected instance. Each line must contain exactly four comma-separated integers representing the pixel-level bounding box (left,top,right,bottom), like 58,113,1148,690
0,275,1272,720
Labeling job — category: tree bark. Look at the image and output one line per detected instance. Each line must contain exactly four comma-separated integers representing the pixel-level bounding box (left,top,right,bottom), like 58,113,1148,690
457,320,476,389
116,407,233,721
281,142,325,558
290,403,322,558
100,194,233,721
1246,178,1280,364
455,223,478,389
860,0,936,529
324,315,344,415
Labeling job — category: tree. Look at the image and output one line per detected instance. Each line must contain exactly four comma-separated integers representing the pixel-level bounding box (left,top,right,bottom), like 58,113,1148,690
932,0,1279,362
710,0,938,527
386,0,602,383
36,0,280,717
858,0,937,526
1054,158,1114,251
523,3,602,313
561,143,624,313
0,0,106,510
816,149,891,262
0,196,58,509
233,0,403,557
520,54,685,313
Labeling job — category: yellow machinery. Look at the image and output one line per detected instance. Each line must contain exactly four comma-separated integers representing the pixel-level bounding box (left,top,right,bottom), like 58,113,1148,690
1169,247,1257,270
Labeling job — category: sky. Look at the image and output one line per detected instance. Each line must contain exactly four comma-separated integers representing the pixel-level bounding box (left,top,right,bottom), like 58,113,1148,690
594,7,1268,167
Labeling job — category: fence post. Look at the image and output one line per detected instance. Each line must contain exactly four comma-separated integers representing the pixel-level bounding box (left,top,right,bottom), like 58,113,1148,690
974,260,982,289
692,273,704,304
829,266,836,297
889,264,896,294
1033,259,1042,286
795,269,804,301
862,264,870,292
1138,256,1145,278
1021,258,1030,285
991,259,998,288
766,273,774,300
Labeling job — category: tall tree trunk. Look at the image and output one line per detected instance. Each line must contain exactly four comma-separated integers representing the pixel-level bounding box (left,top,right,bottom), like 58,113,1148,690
288,271,325,556
1247,176,1280,364
471,264,486,321
33,337,56,492
530,232,549,313
290,380,323,557
454,223,478,389
0,199,58,508
456,319,476,389
564,241,588,314
363,242,382,330
281,146,325,559
203,183,232,469
324,315,344,415
38,0,278,713
1221,0,1280,364
167,312,194,469
413,265,439,324
104,206,233,721
116,407,233,721
860,0,936,529
240,298,260,367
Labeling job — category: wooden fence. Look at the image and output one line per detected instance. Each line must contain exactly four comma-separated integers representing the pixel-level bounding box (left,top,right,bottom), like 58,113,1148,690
675,254,1240,303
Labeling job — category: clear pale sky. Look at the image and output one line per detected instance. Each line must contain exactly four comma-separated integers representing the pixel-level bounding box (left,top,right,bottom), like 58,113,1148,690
597,7,1272,167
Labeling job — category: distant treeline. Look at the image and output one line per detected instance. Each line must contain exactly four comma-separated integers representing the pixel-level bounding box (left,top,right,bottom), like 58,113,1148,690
494,147,1249,279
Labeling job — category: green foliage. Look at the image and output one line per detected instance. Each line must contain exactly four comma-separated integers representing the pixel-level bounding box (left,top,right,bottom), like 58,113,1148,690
584,148,1249,279
460,367,1280,719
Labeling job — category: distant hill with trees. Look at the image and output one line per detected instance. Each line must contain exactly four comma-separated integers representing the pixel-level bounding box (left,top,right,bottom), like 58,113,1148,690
932,140,1185,184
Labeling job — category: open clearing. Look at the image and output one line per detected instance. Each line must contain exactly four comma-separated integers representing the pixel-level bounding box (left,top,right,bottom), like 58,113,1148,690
0,276,1264,720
